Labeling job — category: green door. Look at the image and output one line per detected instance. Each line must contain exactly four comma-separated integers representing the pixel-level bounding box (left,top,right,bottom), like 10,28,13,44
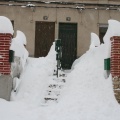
59,23,77,69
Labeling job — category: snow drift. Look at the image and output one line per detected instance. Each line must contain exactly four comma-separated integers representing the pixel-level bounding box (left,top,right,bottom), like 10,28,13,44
1,19,120,120
10,30,29,71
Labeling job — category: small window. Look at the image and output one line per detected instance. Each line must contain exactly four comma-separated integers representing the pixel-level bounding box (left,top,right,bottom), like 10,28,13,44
99,24,108,44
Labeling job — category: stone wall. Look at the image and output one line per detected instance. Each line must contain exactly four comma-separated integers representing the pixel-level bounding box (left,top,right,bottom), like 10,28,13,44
0,75,12,101
111,36,120,103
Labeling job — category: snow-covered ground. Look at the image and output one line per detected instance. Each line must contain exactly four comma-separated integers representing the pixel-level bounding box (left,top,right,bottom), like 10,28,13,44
0,17,120,120
0,41,120,120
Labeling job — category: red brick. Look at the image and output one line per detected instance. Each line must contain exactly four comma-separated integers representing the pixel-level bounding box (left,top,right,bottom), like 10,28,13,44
0,68,4,71
111,66,119,69
0,53,9,55
111,36,120,78
0,39,10,41
2,55,9,58
111,54,120,56
111,45,120,48
3,73,11,75
2,62,10,65
0,42,5,45
112,36,120,39
0,51,9,54
0,33,12,75
0,47,10,50
111,59,120,61
111,73,120,75
0,62,10,65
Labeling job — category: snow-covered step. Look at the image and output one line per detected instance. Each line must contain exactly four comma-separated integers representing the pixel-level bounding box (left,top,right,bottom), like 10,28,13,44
41,71,67,105
48,84,64,89
59,73,67,77
45,95,60,98
44,97,58,103
49,77,66,83
53,78,66,83
47,88,62,92
46,90,60,96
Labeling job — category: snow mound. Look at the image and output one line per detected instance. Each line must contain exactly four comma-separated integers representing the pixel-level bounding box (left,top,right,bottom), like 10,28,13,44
104,20,120,58
0,16,14,34
10,30,29,69
89,32,100,49
15,30,27,45
11,42,56,106
104,20,120,44
11,42,120,120
57,44,120,120
3,19,120,120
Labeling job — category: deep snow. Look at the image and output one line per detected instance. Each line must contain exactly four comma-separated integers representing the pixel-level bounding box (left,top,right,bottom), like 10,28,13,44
0,18,120,120
1,42,120,120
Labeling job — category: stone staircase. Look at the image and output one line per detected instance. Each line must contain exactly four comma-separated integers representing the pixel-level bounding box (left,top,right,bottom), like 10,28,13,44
41,72,66,105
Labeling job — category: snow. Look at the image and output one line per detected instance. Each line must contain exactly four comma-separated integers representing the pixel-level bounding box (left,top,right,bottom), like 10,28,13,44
11,42,56,105
0,16,14,35
13,30,27,46
0,55,2,63
26,4,35,7
0,19,120,120
10,30,29,69
89,32,100,49
104,20,120,58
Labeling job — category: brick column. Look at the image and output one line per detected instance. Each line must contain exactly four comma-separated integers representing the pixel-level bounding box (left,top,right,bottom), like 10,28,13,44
0,33,12,75
111,36,120,103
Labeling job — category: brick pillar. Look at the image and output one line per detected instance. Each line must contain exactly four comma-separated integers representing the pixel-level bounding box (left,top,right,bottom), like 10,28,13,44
111,36,120,103
0,33,12,75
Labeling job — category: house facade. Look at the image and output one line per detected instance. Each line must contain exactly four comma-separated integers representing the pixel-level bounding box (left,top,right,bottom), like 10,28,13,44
0,0,120,68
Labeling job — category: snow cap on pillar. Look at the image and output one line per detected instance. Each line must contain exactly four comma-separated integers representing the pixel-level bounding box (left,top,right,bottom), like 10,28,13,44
103,20,120,58
0,16,14,35
0,16,14,75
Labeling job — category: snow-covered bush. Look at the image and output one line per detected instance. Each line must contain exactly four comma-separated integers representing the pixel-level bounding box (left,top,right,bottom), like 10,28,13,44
10,30,29,78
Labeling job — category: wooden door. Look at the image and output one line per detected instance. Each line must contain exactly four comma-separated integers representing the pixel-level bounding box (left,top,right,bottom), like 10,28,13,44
35,22,55,57
59,23,77,69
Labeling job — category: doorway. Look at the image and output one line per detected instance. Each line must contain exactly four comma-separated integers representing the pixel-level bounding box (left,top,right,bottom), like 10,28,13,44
59,23,77,69
35,21,55,57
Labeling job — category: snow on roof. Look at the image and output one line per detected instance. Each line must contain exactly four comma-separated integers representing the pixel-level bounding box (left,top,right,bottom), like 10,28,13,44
0,16,14,35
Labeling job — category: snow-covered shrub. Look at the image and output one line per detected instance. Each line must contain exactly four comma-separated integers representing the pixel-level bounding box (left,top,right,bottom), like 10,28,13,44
10,30,29,78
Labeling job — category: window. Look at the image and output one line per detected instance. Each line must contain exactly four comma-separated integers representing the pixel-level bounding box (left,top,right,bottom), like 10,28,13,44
99,24,108,44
